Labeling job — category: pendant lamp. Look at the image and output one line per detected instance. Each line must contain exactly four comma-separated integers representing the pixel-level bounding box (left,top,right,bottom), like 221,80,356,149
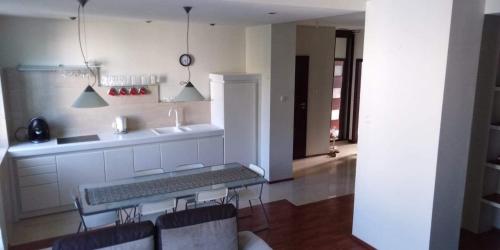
72,0,108,108
174,6,205,102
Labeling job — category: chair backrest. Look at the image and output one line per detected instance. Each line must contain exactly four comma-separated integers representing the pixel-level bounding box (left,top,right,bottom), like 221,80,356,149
249,164,265,177
156,204,238,250
83,210,119,229
196,188,228,203
74,196,118,229
139,198,177,216
135,168,164,177
175,163,204,171
53,221,155,250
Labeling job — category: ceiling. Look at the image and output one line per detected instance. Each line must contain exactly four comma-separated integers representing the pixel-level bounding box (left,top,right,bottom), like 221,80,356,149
299,12,365,30
0,0,366,26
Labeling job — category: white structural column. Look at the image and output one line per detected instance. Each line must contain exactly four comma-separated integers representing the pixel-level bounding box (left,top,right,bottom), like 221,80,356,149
245,23,296,182
353,0,485,249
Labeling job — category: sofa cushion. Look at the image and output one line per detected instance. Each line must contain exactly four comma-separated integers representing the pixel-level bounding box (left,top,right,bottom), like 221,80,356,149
52,221,155,250
156,204,238,250
238,231,272,250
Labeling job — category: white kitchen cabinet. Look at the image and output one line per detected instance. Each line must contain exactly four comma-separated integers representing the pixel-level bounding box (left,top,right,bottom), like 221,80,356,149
210,74,258,166
20,183,60,212
160,139,198,172
17,165,56,177
14,156,60,212
57,151,105,205
18,173,57,187
198,136,224,166
10,125,225,218
104,147,134,181
16,156,55,169
133,144,161,172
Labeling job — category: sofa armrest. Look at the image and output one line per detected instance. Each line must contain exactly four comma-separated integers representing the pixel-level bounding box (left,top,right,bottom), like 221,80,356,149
238,231,272,250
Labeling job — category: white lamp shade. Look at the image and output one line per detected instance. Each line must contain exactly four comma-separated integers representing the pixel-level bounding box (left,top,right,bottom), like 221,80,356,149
72,85,109,108
174,82,205,102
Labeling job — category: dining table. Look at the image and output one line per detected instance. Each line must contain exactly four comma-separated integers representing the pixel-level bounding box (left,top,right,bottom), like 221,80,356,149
77,162,267,216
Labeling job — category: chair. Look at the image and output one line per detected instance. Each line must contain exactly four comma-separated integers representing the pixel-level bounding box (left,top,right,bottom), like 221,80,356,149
53,221,155,250
175,163,204,210
74,197,119,233
233,164,270,229
135,169,177,221
190,187,229,209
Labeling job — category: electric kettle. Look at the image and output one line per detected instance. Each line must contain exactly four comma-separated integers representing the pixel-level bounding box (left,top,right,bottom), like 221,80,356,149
112,116,127,134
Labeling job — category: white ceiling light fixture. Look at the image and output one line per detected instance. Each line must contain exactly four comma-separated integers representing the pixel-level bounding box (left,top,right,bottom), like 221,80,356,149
174,6,205,102
72,0,108,108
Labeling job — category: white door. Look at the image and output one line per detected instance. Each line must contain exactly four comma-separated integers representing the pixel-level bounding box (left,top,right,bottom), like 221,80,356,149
104,147,134,181
160,139,198,172
57,151,105,205
224,83,257,166
198,136,224,166
133,144,161,172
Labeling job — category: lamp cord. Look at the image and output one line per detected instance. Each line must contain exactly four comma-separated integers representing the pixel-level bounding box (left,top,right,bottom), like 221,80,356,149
78,4,97,87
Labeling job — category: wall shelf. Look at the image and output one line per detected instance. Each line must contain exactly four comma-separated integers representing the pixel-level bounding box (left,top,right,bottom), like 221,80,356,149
16,64,100,72
482,193,500,209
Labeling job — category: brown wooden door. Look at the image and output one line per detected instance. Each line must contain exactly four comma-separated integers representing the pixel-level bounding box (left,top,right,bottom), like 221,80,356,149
293,56,309,159
352,59,363,142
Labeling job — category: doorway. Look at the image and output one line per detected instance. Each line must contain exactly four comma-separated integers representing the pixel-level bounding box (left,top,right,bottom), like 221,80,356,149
293,56,309,159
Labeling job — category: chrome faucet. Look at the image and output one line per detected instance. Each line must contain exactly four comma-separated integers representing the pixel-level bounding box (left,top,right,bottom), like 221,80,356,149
168,108,180,128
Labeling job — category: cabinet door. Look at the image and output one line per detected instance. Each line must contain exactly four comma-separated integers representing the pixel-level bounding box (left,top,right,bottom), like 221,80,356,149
198,136,224,166
161,139,198,172
57,151,105,205
133,144,161,172
20,183,60,212
16,156,56,169
104,147,134,181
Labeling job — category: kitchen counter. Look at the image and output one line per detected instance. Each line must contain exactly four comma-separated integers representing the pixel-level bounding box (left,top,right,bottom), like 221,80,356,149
8,124,224,158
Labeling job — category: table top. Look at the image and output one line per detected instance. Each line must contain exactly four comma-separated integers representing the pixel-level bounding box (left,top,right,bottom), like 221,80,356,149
78,162,267,215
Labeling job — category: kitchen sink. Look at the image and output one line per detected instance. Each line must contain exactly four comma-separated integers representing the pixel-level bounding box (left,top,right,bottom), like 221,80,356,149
151,126,192,135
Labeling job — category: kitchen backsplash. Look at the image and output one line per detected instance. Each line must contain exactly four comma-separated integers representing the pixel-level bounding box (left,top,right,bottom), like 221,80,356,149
3,68,210,142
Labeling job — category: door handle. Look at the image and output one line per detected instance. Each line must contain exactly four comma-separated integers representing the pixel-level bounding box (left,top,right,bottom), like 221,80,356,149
299,102,307,110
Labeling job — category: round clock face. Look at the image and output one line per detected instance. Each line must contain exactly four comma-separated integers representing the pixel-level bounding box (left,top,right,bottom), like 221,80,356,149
179,54,193,66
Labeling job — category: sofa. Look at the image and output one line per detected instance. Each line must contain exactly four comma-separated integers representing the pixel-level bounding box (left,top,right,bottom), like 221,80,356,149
53,220,155,250
53,204,271,250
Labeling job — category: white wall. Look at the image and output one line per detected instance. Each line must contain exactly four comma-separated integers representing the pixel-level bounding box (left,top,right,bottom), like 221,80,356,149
0,15,246,100
246,25,272,179
296,26,335,156
246,23,295,181
353,0,484,249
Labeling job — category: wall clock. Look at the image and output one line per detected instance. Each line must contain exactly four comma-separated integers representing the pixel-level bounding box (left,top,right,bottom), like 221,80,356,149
179,54,193,67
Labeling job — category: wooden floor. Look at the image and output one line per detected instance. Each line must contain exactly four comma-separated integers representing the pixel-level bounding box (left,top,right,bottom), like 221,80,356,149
9,194,500,250
238,195,372,250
